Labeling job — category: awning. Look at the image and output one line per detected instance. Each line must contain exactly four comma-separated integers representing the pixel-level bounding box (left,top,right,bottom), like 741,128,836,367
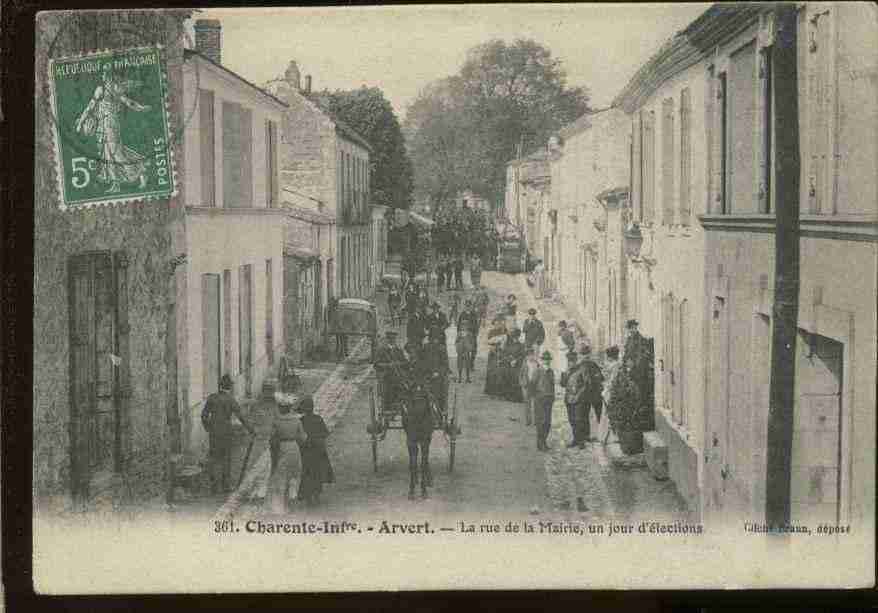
284,243,320,261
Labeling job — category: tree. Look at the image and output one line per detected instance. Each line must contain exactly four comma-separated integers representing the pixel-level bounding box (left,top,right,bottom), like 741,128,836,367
315,86,413,210
431,204,499,260
406,38,590,211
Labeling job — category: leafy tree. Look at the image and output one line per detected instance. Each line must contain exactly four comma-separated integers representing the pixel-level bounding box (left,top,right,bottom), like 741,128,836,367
431,205,499,261
315,86,413,210
406,38,590,212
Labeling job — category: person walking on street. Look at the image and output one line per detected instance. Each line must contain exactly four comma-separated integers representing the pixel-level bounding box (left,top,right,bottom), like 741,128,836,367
518,347,539,426
454,255,464,290
600,345,621,444
407,304,428,349
265,379,308,514
500,328,525,403
534,351,555,451
561,351,581,447
523,308,545,353
533,259,545,298
201,374,254,495
469,254,482,288
435,257,445,293
573,345,605,448
296,395,335,507
427,302,450,345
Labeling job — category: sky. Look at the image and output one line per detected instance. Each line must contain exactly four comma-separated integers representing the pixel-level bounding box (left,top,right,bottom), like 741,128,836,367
198,3,711,120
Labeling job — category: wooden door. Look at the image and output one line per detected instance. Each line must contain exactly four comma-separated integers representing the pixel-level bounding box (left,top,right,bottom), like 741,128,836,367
791,332,843,524
202,273,221,396
68,252,119,500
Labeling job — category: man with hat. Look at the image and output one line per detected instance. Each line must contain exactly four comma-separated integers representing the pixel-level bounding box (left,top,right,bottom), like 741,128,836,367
571,345,605,447
407,303,428,348
523,308,545,353
416,333,451,416
561,350,582,447
457,299,479,361
375,330,409,413
533,351,556,451
201,374,254,495
426,301,449,345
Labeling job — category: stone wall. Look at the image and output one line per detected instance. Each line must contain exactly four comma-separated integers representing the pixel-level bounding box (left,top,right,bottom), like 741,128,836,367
34,11,188,509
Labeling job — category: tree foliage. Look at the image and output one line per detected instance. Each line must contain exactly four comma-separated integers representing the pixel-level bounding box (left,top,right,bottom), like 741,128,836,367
316,86,413,210
431,205,499,259
405,38,591,212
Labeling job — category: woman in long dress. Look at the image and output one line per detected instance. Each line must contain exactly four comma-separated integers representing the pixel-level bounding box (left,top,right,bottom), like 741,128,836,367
266,384,308,514
296,396,334,506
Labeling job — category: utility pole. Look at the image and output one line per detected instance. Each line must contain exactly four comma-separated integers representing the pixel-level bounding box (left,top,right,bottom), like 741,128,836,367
765,3,801,527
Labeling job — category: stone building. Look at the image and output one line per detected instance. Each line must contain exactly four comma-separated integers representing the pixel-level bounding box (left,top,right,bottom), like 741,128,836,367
505,150,551,262
177,21,287,461
550,107,630,347
266,62,374,306
693,3,876,529
34,10,190,509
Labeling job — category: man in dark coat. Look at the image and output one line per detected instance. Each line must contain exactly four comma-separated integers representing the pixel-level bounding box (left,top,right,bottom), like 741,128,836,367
572,345,605,448
523,308,545,352
426,302,449,344
457,300,479,360
454,255,465,289
561,351,582,447
375,330,408,412
407,305,427,348
534,351,555,451
417,333,450,416
296,395,334,506
201,374,254,494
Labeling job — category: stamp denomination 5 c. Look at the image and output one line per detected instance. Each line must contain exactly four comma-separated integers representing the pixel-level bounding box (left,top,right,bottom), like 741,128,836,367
48,46,176,210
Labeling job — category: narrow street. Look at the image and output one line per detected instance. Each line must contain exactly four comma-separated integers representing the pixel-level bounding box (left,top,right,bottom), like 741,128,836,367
211,270,691,525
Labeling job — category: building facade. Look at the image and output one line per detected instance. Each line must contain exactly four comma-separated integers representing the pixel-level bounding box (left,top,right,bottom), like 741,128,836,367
34,11,190,509
694,3,877,529
178,24,287,461
267,62,374,307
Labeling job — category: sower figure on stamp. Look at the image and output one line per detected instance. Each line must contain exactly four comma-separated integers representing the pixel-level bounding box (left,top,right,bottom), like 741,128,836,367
201,374,254,495
75,63,151,194
534,351,555,451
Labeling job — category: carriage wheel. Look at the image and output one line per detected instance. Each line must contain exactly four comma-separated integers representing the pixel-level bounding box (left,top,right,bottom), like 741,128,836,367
370,386,379,472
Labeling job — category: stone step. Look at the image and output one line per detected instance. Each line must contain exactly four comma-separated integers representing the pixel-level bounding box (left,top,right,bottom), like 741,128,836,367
642,430,669,480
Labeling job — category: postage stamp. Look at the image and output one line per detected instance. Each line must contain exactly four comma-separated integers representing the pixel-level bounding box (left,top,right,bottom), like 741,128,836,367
48,46,176,210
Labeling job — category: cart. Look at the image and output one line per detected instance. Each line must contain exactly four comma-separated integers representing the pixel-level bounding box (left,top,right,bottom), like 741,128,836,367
366,367,462,473
328,298,378,362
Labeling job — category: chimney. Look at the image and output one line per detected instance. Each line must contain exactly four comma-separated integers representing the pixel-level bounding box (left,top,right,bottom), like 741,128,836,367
194,19,222,64
284,60,301,92
304,75,312,95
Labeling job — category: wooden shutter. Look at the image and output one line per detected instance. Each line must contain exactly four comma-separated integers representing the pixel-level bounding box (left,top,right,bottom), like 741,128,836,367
240,106,253,207
265,258,274,365
222,102,241,208
680,88,692,224
644,111,656,224
199,90,215,207
806,8,832,214
661,98,675,225
266,119,279,207
729,41,757,214
633,114,643,222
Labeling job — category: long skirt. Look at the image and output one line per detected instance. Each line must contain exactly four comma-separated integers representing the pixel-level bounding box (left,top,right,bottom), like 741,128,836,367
266,441,302,514
485,348,501,395
213,446,271,520
298,441,335,501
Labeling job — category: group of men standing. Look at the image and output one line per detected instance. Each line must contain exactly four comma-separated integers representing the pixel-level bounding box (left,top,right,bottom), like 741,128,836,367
435,254,479,291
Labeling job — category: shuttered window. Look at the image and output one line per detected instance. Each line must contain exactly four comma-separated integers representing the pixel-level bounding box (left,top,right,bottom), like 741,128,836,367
661,98,675,225
806,10,832,214
680,88,692,224
643,111,656,224
728,41,757,214
265,259,274,365
223,102,253,208
633,114,643,222
199,90,215,207
266,119,278,207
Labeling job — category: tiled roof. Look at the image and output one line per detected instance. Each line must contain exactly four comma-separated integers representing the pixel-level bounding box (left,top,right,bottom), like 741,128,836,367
183,49,288,109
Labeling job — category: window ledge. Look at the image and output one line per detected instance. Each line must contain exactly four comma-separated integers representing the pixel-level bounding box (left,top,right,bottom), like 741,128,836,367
699,213,878,241
186,205,287,216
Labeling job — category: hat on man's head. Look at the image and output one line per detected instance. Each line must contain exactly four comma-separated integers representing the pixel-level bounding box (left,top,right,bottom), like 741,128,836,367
528,308,537,316
510,328,522,337
541,350,553,362
298,395,315,413
220,374,234,390
431,302,441,310
579,345,592,356
625,319,639,329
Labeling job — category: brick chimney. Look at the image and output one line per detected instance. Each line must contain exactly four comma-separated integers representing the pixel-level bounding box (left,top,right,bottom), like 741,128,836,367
194,19,222,64
304,75,312,95
285,60,301,91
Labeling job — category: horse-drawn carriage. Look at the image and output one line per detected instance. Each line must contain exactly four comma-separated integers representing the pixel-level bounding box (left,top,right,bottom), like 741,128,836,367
328,298,378,362
367,357,462,497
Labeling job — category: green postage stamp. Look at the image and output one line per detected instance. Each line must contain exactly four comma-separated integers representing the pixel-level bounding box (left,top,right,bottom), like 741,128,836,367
48,46,176,210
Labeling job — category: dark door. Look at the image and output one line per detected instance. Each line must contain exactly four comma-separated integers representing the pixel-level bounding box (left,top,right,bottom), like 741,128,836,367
202,273,221,397
239,264,253,396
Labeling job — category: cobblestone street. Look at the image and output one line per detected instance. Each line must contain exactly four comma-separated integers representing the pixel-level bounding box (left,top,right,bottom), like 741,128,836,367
206,270,692,524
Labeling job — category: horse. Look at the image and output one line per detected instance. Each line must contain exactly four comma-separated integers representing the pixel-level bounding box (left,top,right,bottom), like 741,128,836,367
455,328,476,383
402,383,434,500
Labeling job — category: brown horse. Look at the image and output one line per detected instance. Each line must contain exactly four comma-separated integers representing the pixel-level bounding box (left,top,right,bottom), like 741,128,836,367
402,384,434,500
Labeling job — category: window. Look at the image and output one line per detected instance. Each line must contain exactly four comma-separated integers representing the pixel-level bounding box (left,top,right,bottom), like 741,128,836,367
223,270,232,375
760,46,773,214
68,251,129,498
718,72,728,213
728,41,758,214
239,264,253,396
679,88,692,224
266,120,278,207
223,101,253,208
631,114,643,222
806,9,832,215
199,90,215,206
661,97,675,225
